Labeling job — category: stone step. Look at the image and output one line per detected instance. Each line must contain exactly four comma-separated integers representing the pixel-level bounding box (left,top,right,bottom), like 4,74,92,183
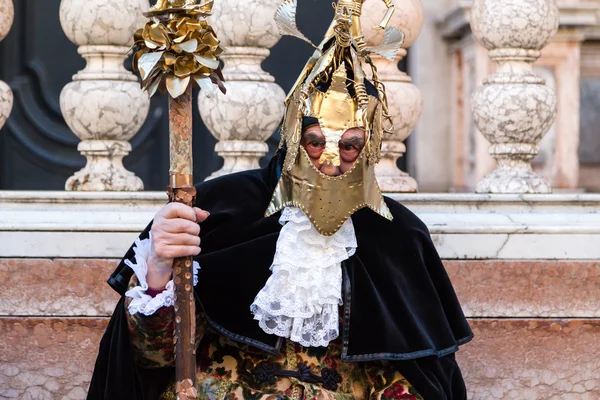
1,317,598,399
1,259,598,318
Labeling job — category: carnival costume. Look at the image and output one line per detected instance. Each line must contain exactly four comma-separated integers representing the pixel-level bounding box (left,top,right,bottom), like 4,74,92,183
87,1,473,399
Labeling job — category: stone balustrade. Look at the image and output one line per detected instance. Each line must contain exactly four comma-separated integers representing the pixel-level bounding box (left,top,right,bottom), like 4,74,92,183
470,0,559,194
198,0,285,179
0,0,14,131
361,0,424,193
439,0,600,192
59,0,150,191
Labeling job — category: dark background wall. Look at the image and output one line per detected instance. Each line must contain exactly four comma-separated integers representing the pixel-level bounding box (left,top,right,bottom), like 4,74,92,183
0,0,408,190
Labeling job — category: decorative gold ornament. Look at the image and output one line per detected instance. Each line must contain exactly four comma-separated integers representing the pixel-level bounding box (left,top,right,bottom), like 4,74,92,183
132,0,226,99
266,0,404,235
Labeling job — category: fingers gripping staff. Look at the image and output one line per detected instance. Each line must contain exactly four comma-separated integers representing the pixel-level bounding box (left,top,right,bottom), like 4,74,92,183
132,1,225,399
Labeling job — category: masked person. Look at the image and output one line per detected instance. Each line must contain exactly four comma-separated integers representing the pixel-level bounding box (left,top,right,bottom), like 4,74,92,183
87,2,473,399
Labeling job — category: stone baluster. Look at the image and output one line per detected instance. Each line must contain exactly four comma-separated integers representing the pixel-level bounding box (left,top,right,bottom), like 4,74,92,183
361,0,424,193
59,0,150,191
470,0,559,193
198,0,285,179
0,0,14,130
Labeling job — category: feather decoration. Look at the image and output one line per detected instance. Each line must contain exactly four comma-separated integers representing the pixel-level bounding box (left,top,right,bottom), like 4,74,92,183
366,26,405,62
274,0,318,49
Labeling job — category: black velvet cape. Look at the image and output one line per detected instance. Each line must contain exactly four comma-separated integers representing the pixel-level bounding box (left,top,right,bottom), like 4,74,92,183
87,152,473,400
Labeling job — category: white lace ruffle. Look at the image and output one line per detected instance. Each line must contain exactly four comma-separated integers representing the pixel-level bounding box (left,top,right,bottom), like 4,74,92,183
250,206,357,347
125,232,200,316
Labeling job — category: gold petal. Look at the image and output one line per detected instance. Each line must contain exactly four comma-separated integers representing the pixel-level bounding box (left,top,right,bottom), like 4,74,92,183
147,75,162,98
138,51,165,81
164,52,177,66
133,28,144,43
132,49,145,72
193,54,218,70
147,24,168,45
144,40,159,50
201,32,219,48
174,39,198,53
175,17,202,36
194,75,217,98
166,75,191,99
174,56,197,77
197,0,214,13
173,30,196,44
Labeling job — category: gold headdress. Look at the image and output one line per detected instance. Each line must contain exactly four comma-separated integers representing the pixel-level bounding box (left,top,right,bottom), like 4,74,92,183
265,0,405,236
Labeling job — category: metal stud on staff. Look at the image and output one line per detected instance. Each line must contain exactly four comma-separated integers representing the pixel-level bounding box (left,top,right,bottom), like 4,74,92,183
132,1,225,398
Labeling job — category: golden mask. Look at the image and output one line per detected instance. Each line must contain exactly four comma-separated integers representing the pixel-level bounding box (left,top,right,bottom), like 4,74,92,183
266,0,405,236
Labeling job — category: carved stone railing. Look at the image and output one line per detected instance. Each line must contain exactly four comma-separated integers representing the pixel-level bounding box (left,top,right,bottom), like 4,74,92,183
470,0,559,194
0,0,14,130
198,0,285,179
59,0,150,191
361,0,424,193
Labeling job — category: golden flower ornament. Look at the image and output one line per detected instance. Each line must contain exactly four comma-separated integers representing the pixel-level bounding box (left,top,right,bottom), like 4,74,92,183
132,0,225,99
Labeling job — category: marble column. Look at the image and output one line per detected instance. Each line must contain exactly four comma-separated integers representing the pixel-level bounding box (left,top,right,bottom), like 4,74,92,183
198,0,285,179
0,0,14,131
361,0,423,193
470,0,559,194
59,0,150,191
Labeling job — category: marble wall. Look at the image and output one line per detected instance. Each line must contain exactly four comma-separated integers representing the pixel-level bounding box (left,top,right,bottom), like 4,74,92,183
2,257,600,398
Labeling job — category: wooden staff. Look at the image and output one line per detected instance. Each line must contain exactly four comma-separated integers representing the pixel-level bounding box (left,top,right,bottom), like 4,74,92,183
133,2,225,397
167,84,198,400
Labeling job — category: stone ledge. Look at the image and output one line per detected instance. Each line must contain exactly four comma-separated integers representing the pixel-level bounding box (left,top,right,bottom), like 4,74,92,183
447,260,600,318
459,319,600,399
2,191,600,259
0,259,120,317
1,317,598,399
2,259,599,319
0,317,107,399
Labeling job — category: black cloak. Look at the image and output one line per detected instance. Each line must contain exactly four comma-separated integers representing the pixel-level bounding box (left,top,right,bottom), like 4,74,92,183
87,152,473,400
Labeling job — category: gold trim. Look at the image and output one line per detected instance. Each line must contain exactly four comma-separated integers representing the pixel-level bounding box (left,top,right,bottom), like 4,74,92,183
170,174,194,188
266,147,392,236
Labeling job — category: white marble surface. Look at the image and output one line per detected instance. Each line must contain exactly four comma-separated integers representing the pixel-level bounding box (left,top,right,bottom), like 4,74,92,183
59,0,149,46
199,0,285,179
208,0,281,48
199,80,285,143
0,80,12,130
470,0,559,194
60,78,147,190
374,54,423,143
0,0,14,131
60,80,149,142
361,0,424,48
59,0,150,192
2,191,600,259
0,0,13,41
199,62,285,178
361,0,425,193
65,140,144,191
470,0,559,51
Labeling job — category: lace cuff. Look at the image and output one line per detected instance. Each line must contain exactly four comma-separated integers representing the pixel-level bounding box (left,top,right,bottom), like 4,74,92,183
124,232,200,316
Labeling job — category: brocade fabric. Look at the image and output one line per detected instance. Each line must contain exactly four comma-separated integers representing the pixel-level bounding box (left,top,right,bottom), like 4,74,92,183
125,276,422,400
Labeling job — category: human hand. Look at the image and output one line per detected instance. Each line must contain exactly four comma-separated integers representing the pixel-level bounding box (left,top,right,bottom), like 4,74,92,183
147,203,209,289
